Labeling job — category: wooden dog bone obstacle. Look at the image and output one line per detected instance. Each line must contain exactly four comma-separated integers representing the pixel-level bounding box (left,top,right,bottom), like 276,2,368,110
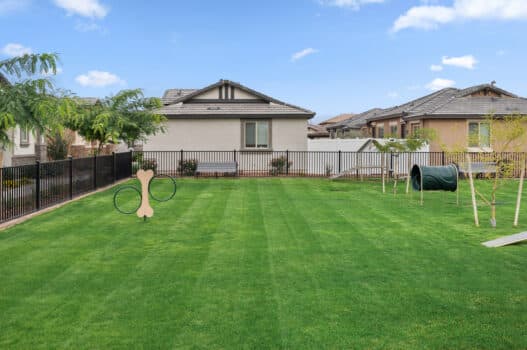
136,169,154,219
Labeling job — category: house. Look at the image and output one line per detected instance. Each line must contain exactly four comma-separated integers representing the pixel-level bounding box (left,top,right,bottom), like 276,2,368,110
0,72,46,167
307,124,329,139
319,113,354,126
326,108,384,139
366,83,527,152
144,79,315,151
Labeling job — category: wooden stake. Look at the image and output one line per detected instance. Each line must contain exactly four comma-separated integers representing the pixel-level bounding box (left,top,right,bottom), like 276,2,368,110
513,158,525,227
381,153,386,193
466,154,479,227
406,152,411,194
456,165,460,206
420,166,423,205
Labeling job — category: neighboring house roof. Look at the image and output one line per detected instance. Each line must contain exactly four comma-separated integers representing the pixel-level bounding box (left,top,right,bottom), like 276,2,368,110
157,79,315,119
368,84,527,122
307,124,329,138
319,113,354,125
162,89,197,105
327,108,384,131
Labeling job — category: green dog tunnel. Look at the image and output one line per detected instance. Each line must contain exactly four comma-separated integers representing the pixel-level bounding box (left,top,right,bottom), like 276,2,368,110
411,164,458,192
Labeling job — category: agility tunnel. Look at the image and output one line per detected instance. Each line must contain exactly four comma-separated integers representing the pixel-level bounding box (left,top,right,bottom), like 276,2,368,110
411,164,458,192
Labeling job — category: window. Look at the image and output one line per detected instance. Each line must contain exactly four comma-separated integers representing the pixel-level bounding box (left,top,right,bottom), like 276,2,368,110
19,127,29,146
244,120,270,149
390,124,398,137
468,121,490,148
376,125,384,138
410,123,421,136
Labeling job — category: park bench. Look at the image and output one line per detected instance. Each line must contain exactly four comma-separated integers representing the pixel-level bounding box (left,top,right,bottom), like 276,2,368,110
195,162,238,178
457,161,497,178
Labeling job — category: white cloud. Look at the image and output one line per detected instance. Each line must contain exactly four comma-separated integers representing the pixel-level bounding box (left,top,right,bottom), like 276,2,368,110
430,64,443,72
387,91,399,98
291,48,319,62
1,43,32,57
496,49,506,56
426,78,455,91
320,0,385,10
392,0,527,32
75,21,106,33
75,70,124,87
53,0,108,19
0,0,30,15
442,55,477,69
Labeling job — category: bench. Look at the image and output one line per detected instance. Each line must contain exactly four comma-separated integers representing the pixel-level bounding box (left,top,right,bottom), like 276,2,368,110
456,161,497,178
195,162,238,178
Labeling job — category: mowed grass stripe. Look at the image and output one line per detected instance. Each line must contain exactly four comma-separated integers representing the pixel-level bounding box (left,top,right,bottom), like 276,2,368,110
0,180,213,349
170,179,282,349
61,180,234,349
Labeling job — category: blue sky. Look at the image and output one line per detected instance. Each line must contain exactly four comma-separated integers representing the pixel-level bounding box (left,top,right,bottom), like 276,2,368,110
2,0,527,122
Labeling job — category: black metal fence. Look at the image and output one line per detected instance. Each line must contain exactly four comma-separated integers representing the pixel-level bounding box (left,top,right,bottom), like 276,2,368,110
135,150,527,178
1,152,133,224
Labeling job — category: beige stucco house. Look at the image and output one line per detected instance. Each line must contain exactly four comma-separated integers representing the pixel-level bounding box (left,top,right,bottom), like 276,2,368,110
365,83,527,152
143,80,315,151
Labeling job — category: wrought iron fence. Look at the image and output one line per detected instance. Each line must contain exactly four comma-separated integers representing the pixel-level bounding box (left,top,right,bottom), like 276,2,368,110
134,150,526,178
0,152,133,224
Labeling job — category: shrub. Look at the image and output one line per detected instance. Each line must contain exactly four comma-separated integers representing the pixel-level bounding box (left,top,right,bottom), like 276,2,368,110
269,156,292,176
178,159,198,176
132,152,144,163
47,132,73,160
131,157,157,175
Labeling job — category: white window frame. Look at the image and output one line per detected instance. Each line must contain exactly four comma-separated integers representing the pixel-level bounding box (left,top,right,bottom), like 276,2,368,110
19,126,30,146
467,120,492,152
242,120,271,150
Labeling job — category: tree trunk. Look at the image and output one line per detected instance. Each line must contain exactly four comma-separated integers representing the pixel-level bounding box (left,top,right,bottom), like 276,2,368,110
466,154,479,227
490,170,499,228
514,158,525,227
0,150,3,218
381,153,386,193
406,152,411,194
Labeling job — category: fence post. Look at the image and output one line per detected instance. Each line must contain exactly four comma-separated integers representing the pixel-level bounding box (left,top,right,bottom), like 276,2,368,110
338,150,342,174
180,149,184,176
389,152,394,178
233,149,237,163
112,152,117,183
93,154,97,189
286,150,289,175
441,151,446,166
69,156,73,199
129,150,133,177
35,161,41,210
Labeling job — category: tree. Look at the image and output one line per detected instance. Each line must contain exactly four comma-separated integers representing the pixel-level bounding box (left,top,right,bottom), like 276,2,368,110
403,128,436,193
0,53,75,165
470,114,527,227
69,89,165,155
372,139,405,193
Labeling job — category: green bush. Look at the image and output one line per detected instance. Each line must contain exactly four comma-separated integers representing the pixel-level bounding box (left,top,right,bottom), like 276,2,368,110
131,158,157,175
269,156,292,176
178,159,198,176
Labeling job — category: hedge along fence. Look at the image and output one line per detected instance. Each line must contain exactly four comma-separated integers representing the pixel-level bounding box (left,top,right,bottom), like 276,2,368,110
0,152,133,224
136,151,527,178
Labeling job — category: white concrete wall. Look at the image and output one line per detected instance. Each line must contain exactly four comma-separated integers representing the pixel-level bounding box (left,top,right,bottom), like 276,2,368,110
1,126,37,167
143,118,308,151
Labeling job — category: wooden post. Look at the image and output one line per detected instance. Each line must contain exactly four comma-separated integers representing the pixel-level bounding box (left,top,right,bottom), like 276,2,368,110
420,166,423,205
406,152,411,194
381,153,386,193
466,154,479,227
513,157,525,227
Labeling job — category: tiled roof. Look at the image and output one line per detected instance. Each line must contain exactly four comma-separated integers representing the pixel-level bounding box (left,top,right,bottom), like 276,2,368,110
327,108,384,130
319,113,354,125
75,97,100,106
156,102,312,117
162,89,197,105
368,84,527,122
158,79,315,118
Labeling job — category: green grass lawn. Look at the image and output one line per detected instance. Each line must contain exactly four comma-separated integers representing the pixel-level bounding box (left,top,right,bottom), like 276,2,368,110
1,178,526,349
